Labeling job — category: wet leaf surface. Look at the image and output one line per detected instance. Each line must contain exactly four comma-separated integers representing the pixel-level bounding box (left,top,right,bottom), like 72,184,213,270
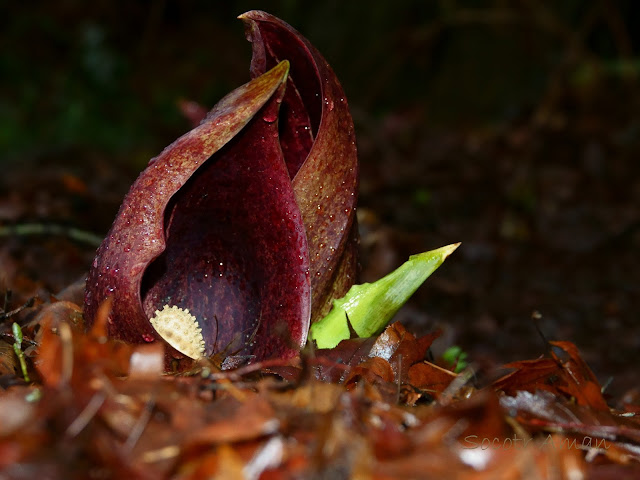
3,302,637,478
2,285,640,477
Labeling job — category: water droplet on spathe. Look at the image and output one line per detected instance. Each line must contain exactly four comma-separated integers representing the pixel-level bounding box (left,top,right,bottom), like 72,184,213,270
323,97,334,111
262,111,278,123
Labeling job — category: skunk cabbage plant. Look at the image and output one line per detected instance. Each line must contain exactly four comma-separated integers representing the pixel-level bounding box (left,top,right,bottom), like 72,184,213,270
83,11,358,364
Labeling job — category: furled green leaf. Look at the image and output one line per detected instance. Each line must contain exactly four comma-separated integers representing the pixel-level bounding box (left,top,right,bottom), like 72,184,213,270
310,243,460,349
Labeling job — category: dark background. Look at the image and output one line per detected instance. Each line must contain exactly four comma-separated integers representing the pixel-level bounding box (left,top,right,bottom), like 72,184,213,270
1,1,639,398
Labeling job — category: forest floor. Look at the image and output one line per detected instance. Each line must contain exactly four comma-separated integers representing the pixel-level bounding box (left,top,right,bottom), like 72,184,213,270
1,79,640,478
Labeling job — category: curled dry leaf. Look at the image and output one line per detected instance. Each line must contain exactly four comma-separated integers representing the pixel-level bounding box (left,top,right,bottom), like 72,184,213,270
493,340,609,411
0,341,19,378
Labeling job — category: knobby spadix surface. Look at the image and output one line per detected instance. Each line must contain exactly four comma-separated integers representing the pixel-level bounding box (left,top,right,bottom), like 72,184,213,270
241,11,359,321
84,61,311,362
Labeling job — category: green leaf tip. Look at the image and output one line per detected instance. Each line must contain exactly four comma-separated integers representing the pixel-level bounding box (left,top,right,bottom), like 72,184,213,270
309,243,460,349
443,345,469,373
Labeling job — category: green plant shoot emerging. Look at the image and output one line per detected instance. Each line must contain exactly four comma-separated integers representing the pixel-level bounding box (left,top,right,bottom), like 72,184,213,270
310,243,460,349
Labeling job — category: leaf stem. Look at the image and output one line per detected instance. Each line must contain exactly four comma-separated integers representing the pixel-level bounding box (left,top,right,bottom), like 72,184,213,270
0,223,103,247
12,322,30,382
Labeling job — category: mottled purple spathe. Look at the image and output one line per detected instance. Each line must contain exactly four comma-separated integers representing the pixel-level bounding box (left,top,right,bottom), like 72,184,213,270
241,11,359,320
84,12,358,366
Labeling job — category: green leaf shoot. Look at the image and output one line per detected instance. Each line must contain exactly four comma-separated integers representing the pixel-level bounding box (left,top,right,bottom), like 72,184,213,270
12,322,30,383
442,345,469,373
310,243,460,349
